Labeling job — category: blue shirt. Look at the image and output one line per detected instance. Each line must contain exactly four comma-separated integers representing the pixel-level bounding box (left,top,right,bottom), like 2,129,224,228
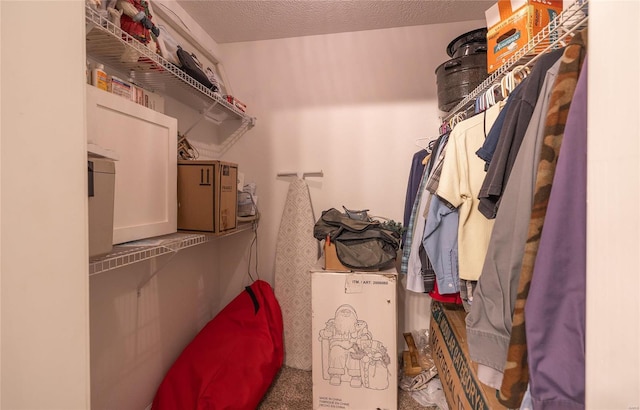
423,194,460,293
422,135,459,294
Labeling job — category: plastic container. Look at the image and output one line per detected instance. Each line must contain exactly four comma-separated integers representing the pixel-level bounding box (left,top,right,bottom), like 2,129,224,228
446,28,488,57
435,28,489,112
435,53,488,113
92,64,109,91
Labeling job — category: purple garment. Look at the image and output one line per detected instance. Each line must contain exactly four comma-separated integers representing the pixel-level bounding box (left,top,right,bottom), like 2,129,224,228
525,58,588,409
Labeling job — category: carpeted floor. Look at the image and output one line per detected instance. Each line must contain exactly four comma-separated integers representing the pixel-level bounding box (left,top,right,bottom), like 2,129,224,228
258,366,437,409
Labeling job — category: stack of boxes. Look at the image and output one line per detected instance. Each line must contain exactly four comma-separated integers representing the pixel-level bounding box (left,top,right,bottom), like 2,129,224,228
485,0,564,73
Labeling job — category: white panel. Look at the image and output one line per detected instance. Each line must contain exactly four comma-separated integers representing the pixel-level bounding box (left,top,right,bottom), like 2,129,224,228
511,0,528,13
1,1,90,408
86,86,178,244
485,3,502,28
311,268,398,409
587,1,640,408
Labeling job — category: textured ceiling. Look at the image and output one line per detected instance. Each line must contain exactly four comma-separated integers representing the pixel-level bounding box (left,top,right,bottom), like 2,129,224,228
175,0,493,44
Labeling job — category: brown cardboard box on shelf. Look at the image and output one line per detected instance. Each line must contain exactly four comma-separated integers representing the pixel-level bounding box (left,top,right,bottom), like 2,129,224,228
430,301,507,410
177,160,238,234
485,0,563,73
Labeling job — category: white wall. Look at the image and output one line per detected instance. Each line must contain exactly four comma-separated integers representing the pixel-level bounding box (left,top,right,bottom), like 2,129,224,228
587,1,640,407
0,1,90,408
89,243,229,409
0,2,253,408
216,20,486,333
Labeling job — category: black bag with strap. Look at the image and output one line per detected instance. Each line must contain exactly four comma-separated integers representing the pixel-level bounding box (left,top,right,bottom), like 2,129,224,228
313,208,400,270
176,46,217,92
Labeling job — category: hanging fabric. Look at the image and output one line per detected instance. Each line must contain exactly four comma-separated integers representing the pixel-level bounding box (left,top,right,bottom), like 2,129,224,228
499,28,588,408
525,56,588,409
402,150,428,245
477,47,565,219
466,54,564,390
422,133,461,296
436,104,501,285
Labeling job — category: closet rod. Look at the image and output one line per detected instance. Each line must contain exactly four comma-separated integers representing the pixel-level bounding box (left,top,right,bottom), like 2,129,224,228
443,0,589,122
277,170,324,179
276,172,299,177
302,171,324,179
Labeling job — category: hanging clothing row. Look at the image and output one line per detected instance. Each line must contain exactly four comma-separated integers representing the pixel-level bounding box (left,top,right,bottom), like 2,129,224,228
401,21,588,410
442,0,589,124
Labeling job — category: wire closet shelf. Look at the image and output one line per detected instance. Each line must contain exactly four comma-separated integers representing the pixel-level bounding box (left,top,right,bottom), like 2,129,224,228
84,4,256,128
89,220,258,276
442,0,589,122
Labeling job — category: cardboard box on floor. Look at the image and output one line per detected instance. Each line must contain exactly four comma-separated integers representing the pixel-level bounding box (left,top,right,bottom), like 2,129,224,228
311,260,398,410
485,0,564,73
323,239,351,272
430,301,507,410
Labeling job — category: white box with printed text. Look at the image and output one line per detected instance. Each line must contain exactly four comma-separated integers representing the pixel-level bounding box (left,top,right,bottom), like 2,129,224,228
311,263,398,410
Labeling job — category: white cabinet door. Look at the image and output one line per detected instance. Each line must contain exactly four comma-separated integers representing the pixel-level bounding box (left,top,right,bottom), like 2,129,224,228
86,85,177,244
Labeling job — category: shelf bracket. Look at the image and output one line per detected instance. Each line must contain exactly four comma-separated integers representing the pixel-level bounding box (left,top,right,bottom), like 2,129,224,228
136,250,179,295
201,100,224,125
182,101,221,135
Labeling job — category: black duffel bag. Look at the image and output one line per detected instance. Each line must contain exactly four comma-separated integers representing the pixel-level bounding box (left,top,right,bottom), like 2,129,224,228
176,46,217,92
313,208,400,271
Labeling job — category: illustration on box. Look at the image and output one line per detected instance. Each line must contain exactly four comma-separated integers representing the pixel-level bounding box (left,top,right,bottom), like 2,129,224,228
318,304,391,390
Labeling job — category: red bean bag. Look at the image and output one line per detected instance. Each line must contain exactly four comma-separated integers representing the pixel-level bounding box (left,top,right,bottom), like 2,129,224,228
152,280,284,409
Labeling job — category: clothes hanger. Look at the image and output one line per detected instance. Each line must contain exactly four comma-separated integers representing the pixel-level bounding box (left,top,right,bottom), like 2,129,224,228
512,65,530,84
415,138,439,154
483,88,491,109
439,121,451,135
448,114,457,130
499,64,529,99
485,83,500,108
448,111,466,130
415,137,433,151
418,139,437,164
502,70,516,97
500,75,511,99
474,95,483,114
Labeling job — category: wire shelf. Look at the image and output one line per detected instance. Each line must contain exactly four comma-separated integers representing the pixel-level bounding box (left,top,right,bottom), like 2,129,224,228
89,222,256,276
85,5,255,128
443,0,589,122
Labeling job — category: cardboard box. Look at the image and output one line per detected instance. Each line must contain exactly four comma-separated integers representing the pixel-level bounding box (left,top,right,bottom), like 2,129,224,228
311,262,398,409
177,160,238,234
323,239,351,272
110,75,132,100
131,85,166,113
485,0,563,73
429,301,507,410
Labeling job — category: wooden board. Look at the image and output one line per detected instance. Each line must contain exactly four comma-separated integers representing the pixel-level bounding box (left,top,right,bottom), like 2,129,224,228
430,301,508,410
